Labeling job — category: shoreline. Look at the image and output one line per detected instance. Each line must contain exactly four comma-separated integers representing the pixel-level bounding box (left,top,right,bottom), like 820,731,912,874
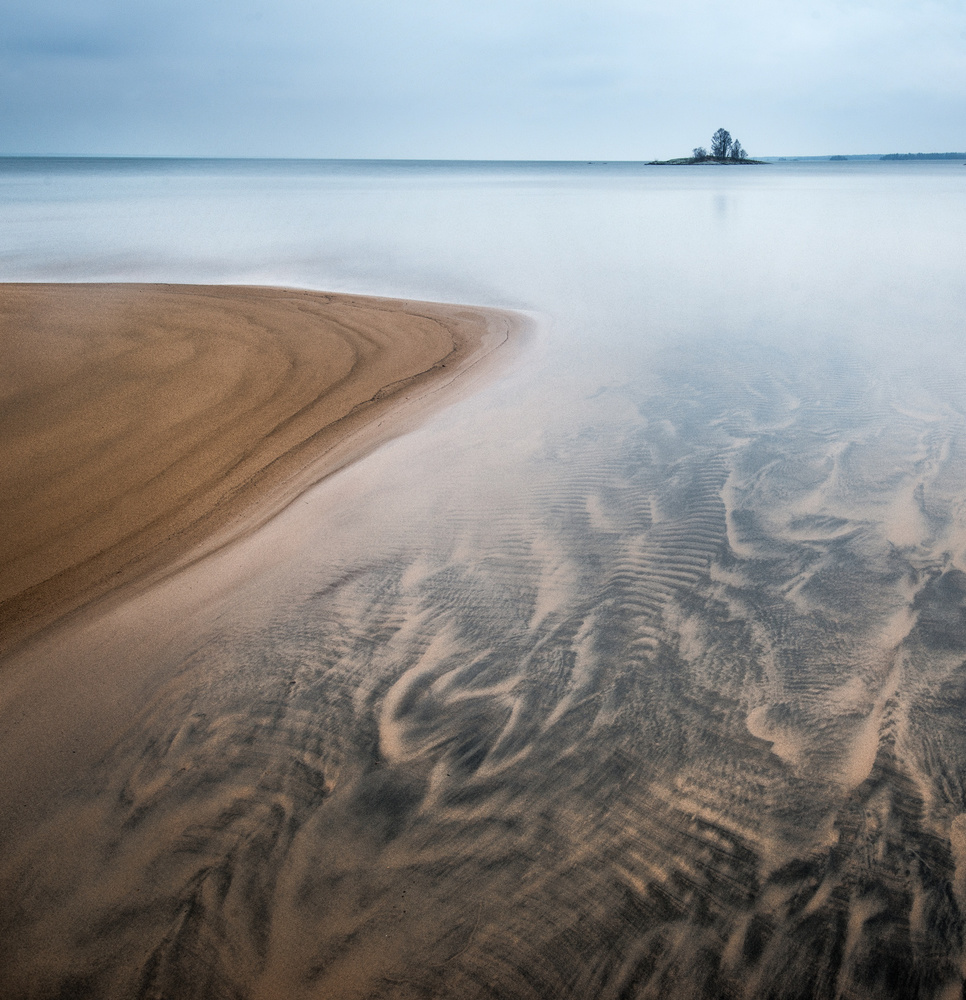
0,283,527,657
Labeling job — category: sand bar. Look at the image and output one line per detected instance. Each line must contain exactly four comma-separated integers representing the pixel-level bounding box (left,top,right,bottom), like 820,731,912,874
0,283,520,655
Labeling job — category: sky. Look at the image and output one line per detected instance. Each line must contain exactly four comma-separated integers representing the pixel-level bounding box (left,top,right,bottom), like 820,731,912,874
1,0,964,159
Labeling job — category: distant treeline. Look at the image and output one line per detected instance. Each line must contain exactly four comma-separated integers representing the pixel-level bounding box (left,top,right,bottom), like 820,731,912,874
880,152,966,160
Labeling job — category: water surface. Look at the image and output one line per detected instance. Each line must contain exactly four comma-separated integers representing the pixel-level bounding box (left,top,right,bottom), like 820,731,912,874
1,158,966,999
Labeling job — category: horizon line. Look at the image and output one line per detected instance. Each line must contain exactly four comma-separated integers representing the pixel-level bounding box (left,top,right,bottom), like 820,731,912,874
1,152,964,163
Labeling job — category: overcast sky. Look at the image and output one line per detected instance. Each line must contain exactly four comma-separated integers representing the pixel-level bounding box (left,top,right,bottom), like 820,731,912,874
2,0,964,159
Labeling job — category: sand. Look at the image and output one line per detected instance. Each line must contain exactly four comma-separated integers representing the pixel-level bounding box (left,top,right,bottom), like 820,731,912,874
0,283,518,655
4,305,966,998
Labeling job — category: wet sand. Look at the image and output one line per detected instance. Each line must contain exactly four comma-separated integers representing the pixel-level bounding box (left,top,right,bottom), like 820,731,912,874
0,283,516,655
3,288,966,998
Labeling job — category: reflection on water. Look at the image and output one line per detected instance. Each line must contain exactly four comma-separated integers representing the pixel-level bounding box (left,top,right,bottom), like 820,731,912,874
2,159,966,998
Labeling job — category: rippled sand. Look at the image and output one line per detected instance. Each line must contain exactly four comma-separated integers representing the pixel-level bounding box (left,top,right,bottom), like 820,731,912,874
0,283,513,654
3,291,966,999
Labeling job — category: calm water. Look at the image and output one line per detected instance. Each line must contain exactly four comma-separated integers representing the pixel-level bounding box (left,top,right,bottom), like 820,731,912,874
2,157,966,999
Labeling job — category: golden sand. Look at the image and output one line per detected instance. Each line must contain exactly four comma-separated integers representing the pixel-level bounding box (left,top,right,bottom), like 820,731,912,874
0,283,516,655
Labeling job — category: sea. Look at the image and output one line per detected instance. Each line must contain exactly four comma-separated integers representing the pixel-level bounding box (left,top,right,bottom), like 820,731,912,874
1,156,966,999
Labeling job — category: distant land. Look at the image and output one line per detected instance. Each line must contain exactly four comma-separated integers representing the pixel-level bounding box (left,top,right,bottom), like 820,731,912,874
762,152,966,162
647,130,964,165
879,152,966,160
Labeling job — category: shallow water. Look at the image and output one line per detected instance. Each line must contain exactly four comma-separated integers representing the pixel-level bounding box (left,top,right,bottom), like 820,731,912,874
2,158,966,998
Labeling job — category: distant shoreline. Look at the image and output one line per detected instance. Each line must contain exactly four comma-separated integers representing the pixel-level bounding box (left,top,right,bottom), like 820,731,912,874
879,152,966,160
767,152,966,162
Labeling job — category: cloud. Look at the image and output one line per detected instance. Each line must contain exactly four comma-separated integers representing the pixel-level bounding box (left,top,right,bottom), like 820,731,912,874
1,0,964,156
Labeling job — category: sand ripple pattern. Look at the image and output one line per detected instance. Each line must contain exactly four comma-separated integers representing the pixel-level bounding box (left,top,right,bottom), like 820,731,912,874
4,340,966,998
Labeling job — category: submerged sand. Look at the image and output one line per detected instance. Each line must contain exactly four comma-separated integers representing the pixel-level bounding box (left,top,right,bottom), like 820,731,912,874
0,283,516,655
7,284,966,1000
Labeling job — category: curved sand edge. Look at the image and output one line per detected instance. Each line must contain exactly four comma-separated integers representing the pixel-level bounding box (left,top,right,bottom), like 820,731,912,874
0,284,530,657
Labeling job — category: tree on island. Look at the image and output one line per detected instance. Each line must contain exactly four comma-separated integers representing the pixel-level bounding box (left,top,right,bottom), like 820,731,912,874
650,129,758,165
691,131,747,162
711,128,732,158
709,128,747,161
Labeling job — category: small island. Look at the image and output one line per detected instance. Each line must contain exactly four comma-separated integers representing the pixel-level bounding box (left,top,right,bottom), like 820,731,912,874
649,128,765,165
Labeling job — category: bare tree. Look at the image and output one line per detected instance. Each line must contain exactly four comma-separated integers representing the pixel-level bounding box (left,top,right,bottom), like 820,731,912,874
692,147,708,160
710,128,732,159
729,139,746,161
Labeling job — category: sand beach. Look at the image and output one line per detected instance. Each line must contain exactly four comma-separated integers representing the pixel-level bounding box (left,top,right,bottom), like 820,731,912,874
0,283,518,655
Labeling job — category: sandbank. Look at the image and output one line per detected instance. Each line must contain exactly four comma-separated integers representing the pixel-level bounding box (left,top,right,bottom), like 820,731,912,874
0,283,521,655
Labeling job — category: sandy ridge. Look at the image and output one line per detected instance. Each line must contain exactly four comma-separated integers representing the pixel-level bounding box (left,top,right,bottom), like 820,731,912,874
0,283,524,657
